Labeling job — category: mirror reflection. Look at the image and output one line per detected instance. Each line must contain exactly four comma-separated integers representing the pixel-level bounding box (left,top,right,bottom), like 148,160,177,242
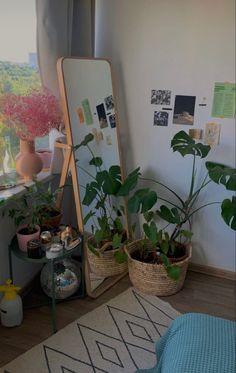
57,58,124,234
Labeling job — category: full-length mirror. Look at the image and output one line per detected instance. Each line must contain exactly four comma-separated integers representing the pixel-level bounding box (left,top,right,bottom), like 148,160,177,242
57,58,126,235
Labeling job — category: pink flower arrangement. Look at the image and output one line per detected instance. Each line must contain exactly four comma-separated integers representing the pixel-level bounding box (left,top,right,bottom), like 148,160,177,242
0,88,62,140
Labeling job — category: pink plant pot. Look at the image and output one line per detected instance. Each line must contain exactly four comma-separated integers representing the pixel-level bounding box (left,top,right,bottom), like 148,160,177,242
16,224,40,252
36,149,53,170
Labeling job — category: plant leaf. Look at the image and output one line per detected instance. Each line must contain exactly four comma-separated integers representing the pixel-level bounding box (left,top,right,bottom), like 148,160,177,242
206,162,236,191
94,229,105,245
74,133,94,150
221,196,236,231
113,217,124,232
143,211,154,222
97,166,122,195
83,210,95,225
128,188,157,213
171,131,211,158
160,240,169,254
156,206,181,224
112,233,122,249
88,242,100,257
98,216,109,231
114,250,128,263
179,229,193,239
143,221,158,244
15,215,25,227
89,157,103,167
160,253,170,267
116,167,141,196
82,183,98,206
166,265,181,280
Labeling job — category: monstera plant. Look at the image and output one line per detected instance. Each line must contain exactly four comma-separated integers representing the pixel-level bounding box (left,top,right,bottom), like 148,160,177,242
125,131,236,296
74,133,139,277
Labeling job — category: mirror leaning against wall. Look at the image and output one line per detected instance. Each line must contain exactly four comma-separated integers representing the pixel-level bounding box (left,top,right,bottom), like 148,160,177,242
57,58,137,297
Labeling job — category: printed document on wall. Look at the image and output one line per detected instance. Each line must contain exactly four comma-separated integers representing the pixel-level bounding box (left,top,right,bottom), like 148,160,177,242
212,82,236,118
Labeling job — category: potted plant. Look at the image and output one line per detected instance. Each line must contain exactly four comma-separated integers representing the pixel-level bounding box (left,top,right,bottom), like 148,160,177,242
1,181,63,251
126,130,236,296
74,133,139,277
0,87,62,179
30,181,63,229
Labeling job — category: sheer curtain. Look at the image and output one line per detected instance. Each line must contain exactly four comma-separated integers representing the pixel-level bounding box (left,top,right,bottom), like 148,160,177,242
36,0,95,96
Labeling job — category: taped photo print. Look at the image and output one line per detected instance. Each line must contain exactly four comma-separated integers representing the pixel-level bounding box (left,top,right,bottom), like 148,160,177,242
173,95,196,125
151,90,171,105
153,111,169,126
96,103,108,129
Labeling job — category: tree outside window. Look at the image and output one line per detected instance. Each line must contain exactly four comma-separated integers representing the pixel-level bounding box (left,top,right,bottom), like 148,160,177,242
0,0,48,183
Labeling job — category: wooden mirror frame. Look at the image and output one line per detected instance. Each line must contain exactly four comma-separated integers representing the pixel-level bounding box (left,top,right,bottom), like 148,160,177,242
56,57,128,298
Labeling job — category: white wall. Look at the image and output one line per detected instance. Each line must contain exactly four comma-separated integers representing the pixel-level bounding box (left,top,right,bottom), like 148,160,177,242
95,0,236,271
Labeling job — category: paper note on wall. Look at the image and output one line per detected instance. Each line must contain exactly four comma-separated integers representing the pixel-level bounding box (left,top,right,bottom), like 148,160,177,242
212,82,236,118
81,99,93,125
204,122,221,145
76,107,85,124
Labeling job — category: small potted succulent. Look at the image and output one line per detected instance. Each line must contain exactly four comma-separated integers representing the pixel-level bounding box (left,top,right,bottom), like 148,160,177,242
1,181,63,251
74,133,139,277
126,131,236,296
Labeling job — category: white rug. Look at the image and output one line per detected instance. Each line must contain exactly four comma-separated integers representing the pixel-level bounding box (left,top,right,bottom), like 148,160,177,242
1,288,180,373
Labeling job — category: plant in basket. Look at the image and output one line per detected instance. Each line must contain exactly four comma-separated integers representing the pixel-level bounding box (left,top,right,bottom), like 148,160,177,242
126,130,236,295
1,181,63,251
74,133,140,277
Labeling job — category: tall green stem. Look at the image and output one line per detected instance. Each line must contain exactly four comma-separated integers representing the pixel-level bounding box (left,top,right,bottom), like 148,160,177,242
140,177,185,206
87,144,103,172
157,196,185,212
188,201,221,219
188,178,212,210
78,164,97,181
189,154,196,198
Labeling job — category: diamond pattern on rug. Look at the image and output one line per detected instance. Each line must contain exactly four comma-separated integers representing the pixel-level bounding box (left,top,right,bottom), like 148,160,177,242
44,345,109,373
126,321,154,342
1,288,180,373
97,342,124,367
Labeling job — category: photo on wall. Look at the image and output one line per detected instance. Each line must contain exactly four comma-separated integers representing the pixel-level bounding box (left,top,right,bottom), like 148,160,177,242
151,89,171,105
173,95,196,125
104,95,114,110
108,114,116,128
153,111,169,126
96,103,108,129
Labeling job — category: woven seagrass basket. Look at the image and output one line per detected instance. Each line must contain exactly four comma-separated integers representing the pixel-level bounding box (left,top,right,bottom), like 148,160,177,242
86,236,128,277
125,239,192,296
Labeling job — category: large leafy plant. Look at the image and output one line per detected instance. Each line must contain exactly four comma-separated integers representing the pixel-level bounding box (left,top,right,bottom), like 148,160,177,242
74,133,140,262
128,130,236,279
1,181,62,232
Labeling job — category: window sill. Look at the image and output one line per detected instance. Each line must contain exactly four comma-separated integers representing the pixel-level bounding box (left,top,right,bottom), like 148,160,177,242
0,171,54,204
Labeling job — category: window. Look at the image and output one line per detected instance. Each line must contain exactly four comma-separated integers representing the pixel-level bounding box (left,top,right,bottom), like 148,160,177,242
0,0,48,184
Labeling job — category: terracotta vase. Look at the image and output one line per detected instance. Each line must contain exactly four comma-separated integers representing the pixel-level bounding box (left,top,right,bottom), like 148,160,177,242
16,139,43,180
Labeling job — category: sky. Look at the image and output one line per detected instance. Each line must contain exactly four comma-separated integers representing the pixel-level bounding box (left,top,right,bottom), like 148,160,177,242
0,0,36,63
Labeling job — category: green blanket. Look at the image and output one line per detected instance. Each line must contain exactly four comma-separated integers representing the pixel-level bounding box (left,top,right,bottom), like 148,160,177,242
136,313,236,373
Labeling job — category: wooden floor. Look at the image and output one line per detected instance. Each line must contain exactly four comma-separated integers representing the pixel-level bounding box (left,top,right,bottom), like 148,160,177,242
0,270,235,368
